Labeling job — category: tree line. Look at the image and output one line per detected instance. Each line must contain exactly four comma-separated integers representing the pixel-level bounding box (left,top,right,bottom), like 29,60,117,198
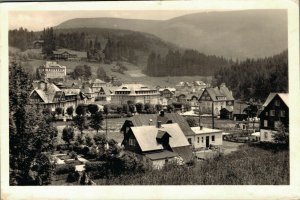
145,49,234,77
9,27,37,51
214,50,288,100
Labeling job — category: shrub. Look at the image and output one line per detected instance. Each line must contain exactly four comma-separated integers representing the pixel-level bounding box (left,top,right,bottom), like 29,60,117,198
55,164,76,175
66,171,80,183
85,161,107,179
62,126,75,145
69,151,78,159
186,117,197,127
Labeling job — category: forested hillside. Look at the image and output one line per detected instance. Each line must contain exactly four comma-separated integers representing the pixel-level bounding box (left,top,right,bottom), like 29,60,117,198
145,49,234,76
56,10,287,59
214,50,288,100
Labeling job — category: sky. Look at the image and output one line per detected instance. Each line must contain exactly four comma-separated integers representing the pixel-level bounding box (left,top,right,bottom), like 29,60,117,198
9,10,223,31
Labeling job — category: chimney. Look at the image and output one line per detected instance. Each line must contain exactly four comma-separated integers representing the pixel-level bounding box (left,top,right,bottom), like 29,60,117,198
200,125,203,130
157,121,162,128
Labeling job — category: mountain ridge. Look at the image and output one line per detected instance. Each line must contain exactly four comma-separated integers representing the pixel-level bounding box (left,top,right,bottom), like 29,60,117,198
56,10,287,60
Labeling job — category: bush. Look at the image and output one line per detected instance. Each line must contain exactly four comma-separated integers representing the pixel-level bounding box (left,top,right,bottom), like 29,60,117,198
186,117,197,127
69,151,78,159
85,161,107,179
55,164,76,175
66,171,80,183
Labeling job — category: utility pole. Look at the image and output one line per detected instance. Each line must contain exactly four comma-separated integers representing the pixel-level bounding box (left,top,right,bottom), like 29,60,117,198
106,113,108,137
198,102,201,128
212,101,215,129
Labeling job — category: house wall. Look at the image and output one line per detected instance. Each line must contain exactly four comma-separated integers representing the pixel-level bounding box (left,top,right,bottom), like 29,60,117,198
260,129,275,142
111,95,159,105
187,132,223,149
259,95,289,131
149,157,177,170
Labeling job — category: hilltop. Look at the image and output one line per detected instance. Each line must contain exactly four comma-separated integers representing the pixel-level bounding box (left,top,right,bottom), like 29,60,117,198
56,10,287,60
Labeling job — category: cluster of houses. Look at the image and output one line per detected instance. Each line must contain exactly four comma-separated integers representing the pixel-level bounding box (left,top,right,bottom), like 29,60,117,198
29,61,289,169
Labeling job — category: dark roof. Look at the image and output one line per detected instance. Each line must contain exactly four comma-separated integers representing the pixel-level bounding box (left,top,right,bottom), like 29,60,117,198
144,150,178,160
172,146,193,163
122,113,195,136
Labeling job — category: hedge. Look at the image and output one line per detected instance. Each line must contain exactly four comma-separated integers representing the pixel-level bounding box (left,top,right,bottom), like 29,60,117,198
55,164,76,175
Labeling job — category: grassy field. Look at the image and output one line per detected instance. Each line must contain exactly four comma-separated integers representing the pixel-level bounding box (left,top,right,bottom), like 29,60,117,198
93,144,289,185
17,56,211,87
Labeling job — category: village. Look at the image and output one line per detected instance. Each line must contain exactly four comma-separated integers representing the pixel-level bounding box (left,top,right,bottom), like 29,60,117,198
23,57,289,185
7,9,290,186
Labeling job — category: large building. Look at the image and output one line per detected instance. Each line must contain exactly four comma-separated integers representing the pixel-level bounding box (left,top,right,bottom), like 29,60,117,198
30,80,81,113
259,93,289,142
198,83,234,116
38,61,66,80
111,84,160,105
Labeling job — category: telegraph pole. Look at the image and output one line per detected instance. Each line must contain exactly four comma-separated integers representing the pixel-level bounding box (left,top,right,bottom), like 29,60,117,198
212,101,215,129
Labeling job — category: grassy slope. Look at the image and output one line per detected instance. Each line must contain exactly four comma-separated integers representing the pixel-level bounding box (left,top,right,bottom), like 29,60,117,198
19,59,211,87
94,144,289,185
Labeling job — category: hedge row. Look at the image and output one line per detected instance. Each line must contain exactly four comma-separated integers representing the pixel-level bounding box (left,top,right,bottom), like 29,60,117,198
55,164,76,175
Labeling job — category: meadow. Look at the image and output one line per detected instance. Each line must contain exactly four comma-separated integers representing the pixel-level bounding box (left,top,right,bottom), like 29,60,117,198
93,144,289,185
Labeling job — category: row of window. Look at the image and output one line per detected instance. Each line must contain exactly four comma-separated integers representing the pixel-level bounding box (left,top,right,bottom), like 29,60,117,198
265,110,286,117
135,91,157,94
115,91,131,95
41,68,65,72
263,120,283,128
188,135,216,144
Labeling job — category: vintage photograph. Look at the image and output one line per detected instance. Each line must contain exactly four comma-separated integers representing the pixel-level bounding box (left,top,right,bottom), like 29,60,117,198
6,5,290,187
0,0,300,200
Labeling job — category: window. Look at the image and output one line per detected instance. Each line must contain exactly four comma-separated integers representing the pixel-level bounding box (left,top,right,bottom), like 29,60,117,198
265,112,268,116
264,120,268,127
275,100,280,106
212,135,215,142
280,110,286,117
201,137,204,143
264,132,268,139
188,138,192,144
197,137,200,143
129,138,136,146
270,110,275,116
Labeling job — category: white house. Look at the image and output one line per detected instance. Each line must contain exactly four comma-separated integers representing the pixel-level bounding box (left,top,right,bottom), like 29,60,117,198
187,126,223,150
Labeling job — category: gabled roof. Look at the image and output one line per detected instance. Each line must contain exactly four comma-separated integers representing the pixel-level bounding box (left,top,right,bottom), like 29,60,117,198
202,86,234,101
123,113,195,136
262,93,289,107
99,86,113,95
31,82,62,103
131,123,190,152
81,86,93,94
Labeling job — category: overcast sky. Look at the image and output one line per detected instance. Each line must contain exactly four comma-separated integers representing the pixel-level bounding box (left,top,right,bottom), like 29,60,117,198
9,10,225,31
